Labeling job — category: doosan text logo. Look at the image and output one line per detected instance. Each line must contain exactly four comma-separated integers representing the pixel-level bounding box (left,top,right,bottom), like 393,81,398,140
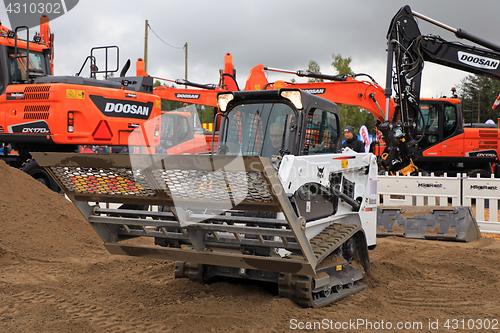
104,102,149,116
175,93,201,99
302,88,326,95
458,51,499,70
90,95,153,120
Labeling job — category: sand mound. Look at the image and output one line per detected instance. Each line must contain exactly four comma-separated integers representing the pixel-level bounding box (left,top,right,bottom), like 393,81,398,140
0,161,102,261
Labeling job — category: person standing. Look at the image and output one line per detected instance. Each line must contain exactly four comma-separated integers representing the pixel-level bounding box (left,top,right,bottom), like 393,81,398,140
342,125,364,152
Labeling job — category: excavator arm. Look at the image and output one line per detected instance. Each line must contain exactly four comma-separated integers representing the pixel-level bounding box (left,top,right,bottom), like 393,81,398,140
385,5,500,123
150,52,239,108
153,85,220,107
382,5,500,175
244,65,396,123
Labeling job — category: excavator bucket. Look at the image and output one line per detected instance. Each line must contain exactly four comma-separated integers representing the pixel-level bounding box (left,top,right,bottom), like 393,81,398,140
377,206,481,242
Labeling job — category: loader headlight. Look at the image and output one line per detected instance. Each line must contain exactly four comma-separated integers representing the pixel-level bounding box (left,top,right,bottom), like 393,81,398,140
280,89,303,109
217,93,234,112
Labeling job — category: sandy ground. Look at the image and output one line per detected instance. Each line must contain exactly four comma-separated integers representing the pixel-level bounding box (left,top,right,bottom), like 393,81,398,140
1,160,500,333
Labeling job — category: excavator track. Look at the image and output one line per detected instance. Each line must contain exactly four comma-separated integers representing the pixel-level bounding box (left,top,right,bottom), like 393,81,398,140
278,223,370,308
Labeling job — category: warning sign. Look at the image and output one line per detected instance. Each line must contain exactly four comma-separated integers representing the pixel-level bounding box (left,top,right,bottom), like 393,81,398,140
66,89,85,99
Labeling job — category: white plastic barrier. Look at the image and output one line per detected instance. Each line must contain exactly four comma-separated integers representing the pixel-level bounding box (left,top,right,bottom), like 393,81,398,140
378,172,461,206
462,175,500,234
378,173,500,234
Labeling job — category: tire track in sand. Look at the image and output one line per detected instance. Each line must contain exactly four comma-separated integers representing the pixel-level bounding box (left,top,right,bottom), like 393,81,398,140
6,290,170,332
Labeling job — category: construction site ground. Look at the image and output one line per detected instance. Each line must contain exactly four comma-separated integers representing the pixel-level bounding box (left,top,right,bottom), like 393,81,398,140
1,160,500,333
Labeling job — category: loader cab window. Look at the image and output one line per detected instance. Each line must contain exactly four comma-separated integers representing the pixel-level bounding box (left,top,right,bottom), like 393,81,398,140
221,102,295,157
303,108,339,155
7,47,48,82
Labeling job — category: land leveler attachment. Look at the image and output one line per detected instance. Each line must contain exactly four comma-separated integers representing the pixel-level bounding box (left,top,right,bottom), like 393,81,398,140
33,151,378,308
377,206,481,242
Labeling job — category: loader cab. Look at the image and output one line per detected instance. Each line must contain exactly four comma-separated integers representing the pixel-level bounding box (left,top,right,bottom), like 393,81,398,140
216,89,341,159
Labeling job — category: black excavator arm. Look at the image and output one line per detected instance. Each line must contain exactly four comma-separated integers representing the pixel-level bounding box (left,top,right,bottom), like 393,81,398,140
386,5,500,108
379,5,500,175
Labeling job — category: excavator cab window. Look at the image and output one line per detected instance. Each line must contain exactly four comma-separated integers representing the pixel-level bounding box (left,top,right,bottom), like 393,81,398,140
416,102,458,149
418,105,439,132
303,108,339,155
160,113,194,150
7,47,48,82
416,103,440,147
443,105,458,137
220,102,295,157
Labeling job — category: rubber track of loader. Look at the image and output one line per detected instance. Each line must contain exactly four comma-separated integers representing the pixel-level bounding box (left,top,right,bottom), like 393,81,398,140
309,223,361,264
278,223,365,308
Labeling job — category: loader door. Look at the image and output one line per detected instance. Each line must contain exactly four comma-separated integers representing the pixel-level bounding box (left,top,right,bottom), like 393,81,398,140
302,108,340,155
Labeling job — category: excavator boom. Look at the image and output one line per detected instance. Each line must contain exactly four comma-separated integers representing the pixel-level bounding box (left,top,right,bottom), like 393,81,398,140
245,65,393,122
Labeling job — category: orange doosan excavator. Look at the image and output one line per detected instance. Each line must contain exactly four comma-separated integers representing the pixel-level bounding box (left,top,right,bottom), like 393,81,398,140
242,4,500,178
149,53,239,155
0,16,161,190
138,5,500,179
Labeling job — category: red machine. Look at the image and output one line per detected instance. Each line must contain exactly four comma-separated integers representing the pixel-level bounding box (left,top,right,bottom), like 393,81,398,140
150,54,240,154
0,16,161,190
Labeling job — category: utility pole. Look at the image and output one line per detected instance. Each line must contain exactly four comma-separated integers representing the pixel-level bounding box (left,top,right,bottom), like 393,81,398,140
184,42,188,88
144,20,148,73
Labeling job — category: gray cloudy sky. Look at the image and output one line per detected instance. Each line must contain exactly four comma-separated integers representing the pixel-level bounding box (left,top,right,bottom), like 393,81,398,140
1,0,499,98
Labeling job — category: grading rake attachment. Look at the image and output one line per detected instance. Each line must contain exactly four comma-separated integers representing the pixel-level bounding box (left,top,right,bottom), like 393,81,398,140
377,206,481,242
33,152,373,307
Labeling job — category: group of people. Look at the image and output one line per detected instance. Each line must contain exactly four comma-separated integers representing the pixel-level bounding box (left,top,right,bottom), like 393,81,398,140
80,145,129,154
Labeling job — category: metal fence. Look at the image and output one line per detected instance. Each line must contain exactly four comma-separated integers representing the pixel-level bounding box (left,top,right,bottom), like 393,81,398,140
378,173,500,234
